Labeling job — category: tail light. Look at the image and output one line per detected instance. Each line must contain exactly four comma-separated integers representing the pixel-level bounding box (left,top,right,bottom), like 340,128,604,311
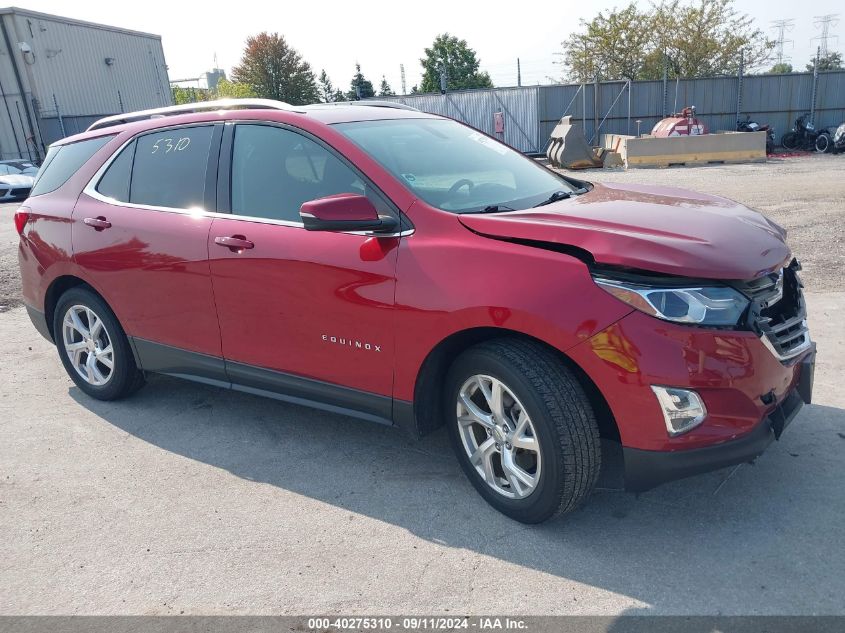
14,207,30,235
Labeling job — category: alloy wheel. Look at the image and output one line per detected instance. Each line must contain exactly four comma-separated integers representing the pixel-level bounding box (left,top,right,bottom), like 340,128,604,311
62,305,114,386
456,374,541,499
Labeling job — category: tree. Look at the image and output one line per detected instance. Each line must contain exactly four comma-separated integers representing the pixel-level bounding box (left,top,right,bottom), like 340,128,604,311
318,69,336,102
560,4,651,82
214,78,256,98
332,89,347,102
768,62,793,74
379,76,394,96
231,32,319,105
347,64,375,100
561,0,773,81
171,86,210,105
420,33,493,92
807,52,843,72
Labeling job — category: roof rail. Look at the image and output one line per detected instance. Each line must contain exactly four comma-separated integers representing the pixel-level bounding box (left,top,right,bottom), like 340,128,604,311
86,99,302,131
306,100,420,112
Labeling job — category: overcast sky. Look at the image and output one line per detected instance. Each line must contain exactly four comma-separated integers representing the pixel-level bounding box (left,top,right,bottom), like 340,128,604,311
21,0,845,92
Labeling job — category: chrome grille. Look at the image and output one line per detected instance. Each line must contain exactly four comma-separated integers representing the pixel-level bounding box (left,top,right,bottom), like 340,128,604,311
738,261,810,361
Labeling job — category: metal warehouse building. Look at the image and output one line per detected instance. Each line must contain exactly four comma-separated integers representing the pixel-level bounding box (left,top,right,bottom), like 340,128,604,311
0,7,171,163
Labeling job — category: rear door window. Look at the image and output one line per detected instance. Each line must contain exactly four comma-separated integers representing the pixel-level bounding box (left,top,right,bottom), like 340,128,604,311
30,135,114,197
129,126,214,209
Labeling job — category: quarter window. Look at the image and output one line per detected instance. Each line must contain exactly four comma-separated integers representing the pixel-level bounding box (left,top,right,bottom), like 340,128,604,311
96,140,135,202
30,135,114,197
230,124,366,223
129,126,214,209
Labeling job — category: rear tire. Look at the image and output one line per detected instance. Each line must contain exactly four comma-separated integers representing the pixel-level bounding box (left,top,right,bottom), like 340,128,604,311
445,339,601,523
53,287,145,400
781,132,799,151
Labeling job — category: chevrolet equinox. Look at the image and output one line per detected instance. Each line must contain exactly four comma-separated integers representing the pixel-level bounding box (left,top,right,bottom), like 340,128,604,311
16,99,815,523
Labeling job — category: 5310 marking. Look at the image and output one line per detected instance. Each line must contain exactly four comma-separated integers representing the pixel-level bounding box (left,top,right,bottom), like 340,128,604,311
151,137,191,154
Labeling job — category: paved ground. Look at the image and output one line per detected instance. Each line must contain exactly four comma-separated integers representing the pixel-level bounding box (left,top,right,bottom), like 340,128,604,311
1,156,844,615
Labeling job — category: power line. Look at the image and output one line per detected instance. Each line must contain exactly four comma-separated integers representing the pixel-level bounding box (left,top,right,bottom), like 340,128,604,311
770,19,794,65
812,14,840,58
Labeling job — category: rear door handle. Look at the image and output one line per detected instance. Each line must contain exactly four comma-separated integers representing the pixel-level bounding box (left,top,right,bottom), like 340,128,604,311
83,216,111,230
214,235,254,252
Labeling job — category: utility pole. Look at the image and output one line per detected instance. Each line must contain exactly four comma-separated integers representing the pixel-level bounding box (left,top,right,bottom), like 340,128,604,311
810,46,820,124
813,14,840,58
770,19,795,66
736,48,744,123
439,63,447,94
400,64,406,95
517,58,521,87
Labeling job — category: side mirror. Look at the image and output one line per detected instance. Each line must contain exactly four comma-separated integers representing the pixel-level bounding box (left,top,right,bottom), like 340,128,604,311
300,193,398,233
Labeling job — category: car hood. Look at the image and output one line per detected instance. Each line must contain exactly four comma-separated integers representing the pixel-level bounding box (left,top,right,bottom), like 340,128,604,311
458,182,790,280
0,174,34,186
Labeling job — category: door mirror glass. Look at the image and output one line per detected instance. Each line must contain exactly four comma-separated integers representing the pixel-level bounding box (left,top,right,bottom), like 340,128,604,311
300,193,397,233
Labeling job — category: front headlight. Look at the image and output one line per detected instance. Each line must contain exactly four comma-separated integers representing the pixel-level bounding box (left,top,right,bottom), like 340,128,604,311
593,276,749,326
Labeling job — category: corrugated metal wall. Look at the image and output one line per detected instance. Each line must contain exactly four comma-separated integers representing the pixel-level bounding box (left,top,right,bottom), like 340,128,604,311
377,71,845,154
0,9,171,160
381,86,541,153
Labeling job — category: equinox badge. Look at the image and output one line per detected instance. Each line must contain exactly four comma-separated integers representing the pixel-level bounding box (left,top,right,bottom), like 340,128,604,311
321,334,382,352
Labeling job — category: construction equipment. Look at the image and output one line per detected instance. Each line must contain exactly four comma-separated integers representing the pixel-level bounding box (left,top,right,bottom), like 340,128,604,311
546,116,603,169
651,106,709,137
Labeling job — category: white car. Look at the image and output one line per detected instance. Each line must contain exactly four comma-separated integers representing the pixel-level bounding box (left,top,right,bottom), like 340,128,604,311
0,163,35,201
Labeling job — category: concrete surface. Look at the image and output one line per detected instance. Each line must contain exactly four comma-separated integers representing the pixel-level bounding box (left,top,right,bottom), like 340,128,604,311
1,293,843,615
560,152,845,293
1,157,844,615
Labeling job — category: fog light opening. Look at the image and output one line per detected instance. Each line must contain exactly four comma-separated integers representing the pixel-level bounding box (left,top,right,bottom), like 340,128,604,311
651,386,707,436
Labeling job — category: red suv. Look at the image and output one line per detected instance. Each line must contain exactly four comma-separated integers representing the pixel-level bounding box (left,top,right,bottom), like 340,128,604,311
16,99,815,523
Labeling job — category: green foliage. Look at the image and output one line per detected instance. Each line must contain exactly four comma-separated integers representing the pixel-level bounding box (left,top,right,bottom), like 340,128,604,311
171,86,210,105
561,0,773,81
171,80,255,105
332,89,347,103
768,63,793,74
807,52,843,72
231,32,319,105
214,78,256,98
318,70,336,103
420,33,493,92
347,64,375,100
379,76,394,97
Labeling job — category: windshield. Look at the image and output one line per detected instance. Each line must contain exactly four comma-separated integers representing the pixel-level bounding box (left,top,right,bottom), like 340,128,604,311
334,118,577,213
0,164,23,176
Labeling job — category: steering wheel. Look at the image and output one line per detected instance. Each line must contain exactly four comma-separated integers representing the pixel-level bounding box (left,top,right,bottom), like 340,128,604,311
447,178,475,197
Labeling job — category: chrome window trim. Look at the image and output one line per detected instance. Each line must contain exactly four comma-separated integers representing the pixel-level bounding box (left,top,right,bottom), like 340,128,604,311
83,134,414,238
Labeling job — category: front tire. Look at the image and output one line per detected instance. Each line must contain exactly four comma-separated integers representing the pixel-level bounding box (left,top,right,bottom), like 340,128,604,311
54,287,144,400
781,132,799,151
445,339,601,523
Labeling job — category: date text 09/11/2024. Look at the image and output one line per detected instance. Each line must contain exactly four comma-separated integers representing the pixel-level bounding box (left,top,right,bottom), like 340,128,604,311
306,616,528,630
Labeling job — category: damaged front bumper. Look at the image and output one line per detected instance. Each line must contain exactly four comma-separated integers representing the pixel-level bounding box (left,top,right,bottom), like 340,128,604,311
622,343,815,492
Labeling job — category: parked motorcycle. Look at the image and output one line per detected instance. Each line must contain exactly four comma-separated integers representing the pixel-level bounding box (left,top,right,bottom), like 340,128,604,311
833,123,845,154
781,113,832,153
737,115,775,154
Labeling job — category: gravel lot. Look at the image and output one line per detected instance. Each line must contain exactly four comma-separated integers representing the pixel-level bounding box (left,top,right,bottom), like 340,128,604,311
1,155,844,616
559,153,845,292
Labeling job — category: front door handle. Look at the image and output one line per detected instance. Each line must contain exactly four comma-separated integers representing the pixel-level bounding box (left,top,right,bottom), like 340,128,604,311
83,216,111,231
214,235,254,252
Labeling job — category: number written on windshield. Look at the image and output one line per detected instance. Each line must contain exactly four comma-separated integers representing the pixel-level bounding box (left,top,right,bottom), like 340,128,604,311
151,137,191,154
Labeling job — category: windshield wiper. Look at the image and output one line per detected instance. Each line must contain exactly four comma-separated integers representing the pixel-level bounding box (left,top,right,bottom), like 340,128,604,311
464,204,517,214
533,188,588,208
